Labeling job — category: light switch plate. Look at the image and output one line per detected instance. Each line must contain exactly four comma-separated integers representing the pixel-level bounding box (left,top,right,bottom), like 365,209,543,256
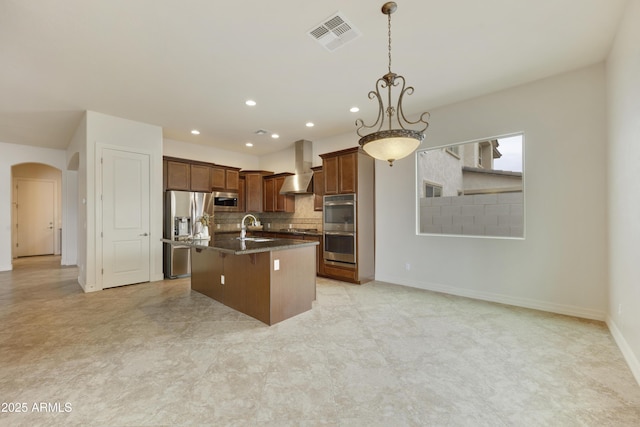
274,259,280,271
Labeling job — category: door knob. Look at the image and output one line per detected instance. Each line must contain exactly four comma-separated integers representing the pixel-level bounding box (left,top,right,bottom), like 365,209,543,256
139,233,149,236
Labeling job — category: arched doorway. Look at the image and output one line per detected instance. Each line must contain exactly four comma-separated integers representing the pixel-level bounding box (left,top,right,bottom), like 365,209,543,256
11,163,62,259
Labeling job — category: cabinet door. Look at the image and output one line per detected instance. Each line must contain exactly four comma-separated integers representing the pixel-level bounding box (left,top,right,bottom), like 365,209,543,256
274,176,295,213
313,169,324,211
166,160,190,191
263,178,275,212
323,156,338,195
304,235,324,276
245,174,264,212
190,164,211,192
211,166,226,190
338,152,357,194
226,169,239,191
238,177,246,212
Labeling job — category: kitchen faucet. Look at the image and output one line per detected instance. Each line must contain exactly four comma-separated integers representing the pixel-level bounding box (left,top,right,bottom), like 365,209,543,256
239,214,258,240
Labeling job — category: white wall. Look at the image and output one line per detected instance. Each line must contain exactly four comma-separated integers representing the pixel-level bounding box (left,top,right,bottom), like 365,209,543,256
0,141,76,271
606,0,640,383
259,146,295,174
163,138,259,170
314,63,609,321
66,114,88,287
379,64,608,319
71,111,163,291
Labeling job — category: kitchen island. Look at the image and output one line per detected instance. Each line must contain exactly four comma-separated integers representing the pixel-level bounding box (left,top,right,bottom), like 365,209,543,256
162,236,318,325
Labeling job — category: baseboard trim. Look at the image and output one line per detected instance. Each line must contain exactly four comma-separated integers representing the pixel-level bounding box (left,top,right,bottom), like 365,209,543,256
0,264,13,272
606,317,640,386
151,273,164,282
376,274,606,321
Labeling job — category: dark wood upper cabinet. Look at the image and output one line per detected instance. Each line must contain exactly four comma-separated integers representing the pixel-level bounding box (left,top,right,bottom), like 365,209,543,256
320,147,358,195
190,164,211,192
274,175,295,212
164,156,242,193
226,169,239,191
323,156,338,195
211,165,240,192
263,173,295,213
165,160,190,191
238,177,246,212
311,166,324,211
338,151,357,194
263,176,275,212
210,166,225,190
240,171,273,213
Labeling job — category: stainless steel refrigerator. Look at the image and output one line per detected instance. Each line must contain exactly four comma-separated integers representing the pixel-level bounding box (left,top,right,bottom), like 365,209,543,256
163,190,213,278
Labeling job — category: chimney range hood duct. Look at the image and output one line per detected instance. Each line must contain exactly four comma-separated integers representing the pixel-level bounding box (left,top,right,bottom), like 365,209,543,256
279,140,314,195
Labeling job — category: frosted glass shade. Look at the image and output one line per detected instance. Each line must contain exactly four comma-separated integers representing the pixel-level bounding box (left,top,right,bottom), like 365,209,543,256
359,129,423,166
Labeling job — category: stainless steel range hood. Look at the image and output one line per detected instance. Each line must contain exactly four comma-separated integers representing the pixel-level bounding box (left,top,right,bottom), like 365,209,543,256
279,140,314,194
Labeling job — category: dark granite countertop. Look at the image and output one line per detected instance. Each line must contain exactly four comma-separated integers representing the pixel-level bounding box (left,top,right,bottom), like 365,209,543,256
264,229,322,237
161,236,318,255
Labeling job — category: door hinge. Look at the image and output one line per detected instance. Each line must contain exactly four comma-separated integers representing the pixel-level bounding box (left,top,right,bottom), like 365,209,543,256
101,157,103,164
101,269,104,275
101,232,103,238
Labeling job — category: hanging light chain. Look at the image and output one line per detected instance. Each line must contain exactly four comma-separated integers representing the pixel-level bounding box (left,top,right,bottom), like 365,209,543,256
387,12,392,74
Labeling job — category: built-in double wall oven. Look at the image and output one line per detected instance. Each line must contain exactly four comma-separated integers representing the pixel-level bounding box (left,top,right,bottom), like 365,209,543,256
323,194,356,265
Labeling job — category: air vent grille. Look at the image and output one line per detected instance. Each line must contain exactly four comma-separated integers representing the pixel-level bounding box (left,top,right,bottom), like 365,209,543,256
308,12,361,52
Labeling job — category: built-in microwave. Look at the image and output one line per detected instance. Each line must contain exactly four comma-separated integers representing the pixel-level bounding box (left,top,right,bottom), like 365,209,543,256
213,191,239,212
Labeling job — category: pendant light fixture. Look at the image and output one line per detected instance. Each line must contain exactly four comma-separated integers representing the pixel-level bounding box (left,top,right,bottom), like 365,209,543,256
356,2,430,167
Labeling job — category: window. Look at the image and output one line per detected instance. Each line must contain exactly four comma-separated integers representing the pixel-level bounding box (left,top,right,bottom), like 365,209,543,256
445,145,460,158
416,133,525,238
425,183,442,198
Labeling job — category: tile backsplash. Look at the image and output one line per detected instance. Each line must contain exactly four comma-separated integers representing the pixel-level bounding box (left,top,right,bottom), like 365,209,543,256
213,194,322,232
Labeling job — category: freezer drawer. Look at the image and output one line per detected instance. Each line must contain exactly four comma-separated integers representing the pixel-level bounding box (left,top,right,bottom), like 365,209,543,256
164,244,191,278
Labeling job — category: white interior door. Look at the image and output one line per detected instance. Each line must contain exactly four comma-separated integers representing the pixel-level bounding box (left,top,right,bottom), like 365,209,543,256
101,148,150,288
16,179,55,257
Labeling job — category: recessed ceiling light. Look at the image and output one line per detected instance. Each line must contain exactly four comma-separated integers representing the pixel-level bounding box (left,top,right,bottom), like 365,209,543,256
191,129,200,135
306,122,314,127
350,107,359,113
245,142,253,147
245,100,257,106
271,134,279,139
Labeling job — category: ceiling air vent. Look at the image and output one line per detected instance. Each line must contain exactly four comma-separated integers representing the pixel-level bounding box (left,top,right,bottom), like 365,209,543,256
308,12,361,52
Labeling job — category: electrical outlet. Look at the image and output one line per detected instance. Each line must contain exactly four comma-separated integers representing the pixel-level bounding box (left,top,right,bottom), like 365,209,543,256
405,263,411,271
274,259,280,271
289,224,293,229
216,224,220,229
236,223,240,229
221,275,225,285
267,223,271,229
618,304,622,315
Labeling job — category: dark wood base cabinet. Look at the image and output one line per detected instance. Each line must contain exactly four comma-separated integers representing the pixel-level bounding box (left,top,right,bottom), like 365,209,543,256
190,246,316,325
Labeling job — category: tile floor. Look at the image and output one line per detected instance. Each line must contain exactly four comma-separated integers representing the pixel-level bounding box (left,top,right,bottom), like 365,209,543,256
1,256,639,426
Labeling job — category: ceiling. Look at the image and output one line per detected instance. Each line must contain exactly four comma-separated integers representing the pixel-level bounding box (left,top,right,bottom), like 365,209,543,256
0,0,628,156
